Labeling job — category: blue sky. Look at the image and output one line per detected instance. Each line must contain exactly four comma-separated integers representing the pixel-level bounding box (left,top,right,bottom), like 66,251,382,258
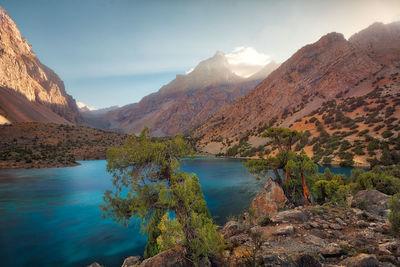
1,0,399,109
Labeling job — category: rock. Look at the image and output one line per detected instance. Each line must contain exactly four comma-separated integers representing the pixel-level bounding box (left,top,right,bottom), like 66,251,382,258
251,178,288,218
138,246,191,267
0,8,82,124
335,218,345,225
309,222,319,228
221,220,244,238
271,210,308,223
87,263,102,267
274,225,295,235
229,233,251,245
122,256,142,267
304,234,327,247
329,223,343,230
320,243,343,257
351,190,390,217
339,253,379,267
294,254,322,267
262,253,296,267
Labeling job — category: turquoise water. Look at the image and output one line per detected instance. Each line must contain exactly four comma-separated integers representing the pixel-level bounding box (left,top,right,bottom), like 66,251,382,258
0,158,354,267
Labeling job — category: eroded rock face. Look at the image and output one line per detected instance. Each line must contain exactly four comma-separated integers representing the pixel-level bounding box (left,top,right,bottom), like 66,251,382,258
138,246,191,267
0,7,81,123
339,253,379,267
122,256,142,267
251,178,287,218
351,190,390,216
194,21,400,147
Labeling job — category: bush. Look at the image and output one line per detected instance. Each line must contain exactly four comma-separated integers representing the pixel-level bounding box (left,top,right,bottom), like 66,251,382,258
382,130,394,139
260,216,272,226
389,193,400,236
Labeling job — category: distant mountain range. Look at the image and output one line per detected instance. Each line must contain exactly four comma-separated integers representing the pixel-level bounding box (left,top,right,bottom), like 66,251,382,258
0,7,81,125
0,4,399,162
87,52,278,136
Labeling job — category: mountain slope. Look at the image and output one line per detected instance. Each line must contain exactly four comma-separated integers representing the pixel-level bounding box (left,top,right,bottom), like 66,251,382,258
0,7,81,124
95,51,277,136
194,22,400,152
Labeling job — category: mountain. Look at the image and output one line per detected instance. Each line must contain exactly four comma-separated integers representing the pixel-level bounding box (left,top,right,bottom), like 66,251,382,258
193,21,400,155
92,51,278,136
0,7,81,124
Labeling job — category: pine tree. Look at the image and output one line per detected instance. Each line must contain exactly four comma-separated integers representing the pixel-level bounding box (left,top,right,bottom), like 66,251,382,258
100,127,223,263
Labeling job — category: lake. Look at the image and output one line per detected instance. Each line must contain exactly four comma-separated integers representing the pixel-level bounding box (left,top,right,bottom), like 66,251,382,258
0,158,354,267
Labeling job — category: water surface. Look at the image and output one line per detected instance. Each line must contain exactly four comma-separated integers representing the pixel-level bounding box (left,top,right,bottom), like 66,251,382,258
0,158,355,267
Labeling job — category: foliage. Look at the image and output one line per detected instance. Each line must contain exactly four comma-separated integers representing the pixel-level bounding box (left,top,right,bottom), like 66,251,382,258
245,128,316,205
389,193,400,236
101,127,224,263
350,167,400,195
310,169,350,205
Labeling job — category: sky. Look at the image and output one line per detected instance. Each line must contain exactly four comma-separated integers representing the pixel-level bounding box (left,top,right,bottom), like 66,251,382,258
0,0,399,109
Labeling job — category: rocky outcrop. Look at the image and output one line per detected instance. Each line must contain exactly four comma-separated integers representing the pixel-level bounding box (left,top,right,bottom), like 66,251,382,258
194,21,400,149
138,246,191,267
338,253,379,267
122,256,142,267
251,178,287,218
351,190,390,216
0,7,81,124
221,204,399,266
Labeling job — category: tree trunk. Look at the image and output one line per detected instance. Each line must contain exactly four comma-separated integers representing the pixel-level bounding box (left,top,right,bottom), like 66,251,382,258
301,172,312,205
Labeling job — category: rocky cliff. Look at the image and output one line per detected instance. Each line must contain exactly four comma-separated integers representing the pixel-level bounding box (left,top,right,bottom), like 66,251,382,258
94,51,277,136
194,22,400,149
0,7,81,124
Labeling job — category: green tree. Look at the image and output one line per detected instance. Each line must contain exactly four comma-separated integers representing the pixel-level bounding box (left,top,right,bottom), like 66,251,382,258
245,127,316,205
101,127,223,263
389,193,400,236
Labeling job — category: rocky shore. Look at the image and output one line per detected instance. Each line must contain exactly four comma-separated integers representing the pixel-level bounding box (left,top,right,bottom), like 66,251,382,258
89,179,400,267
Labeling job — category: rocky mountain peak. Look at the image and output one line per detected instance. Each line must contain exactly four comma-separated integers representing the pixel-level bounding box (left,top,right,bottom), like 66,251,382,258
0,6,81,124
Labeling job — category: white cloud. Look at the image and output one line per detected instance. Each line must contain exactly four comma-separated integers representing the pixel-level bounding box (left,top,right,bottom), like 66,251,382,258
226,46,271,77
77,101,96,111
186,67,194,74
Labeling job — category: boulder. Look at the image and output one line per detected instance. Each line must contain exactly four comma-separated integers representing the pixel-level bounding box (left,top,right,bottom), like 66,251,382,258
271,210,308,223
262,253,296,267
339,253,379,267
221,220,245,238
138,246,191,267
294,254,322,267
320,243,343,257
351,190,390,216
122,256,142,267
251,178,287,218
274,225,295,235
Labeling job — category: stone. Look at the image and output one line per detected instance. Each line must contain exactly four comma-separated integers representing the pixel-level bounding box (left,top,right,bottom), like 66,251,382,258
221,220,244,238
262,253,296,267
329,223,343,230
339,253,379,267
122,256,142,267
304,234,327,247
251,178,287,218
274,225,295,235
271,210,308,223
294,254,322,267
351,190,390,217
320,243,343,257
138,246,191,267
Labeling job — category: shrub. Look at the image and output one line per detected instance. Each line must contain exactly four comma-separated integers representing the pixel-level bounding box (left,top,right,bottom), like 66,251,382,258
389,193,400,236
382,130,394,139
260,216,272,226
